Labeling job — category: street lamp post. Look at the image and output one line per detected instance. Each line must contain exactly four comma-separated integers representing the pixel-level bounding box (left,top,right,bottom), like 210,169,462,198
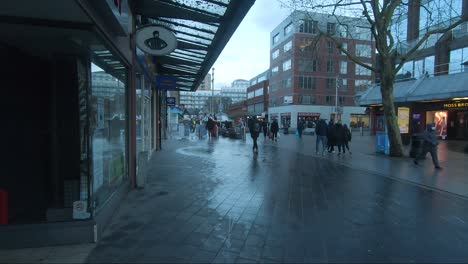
211,68,215,115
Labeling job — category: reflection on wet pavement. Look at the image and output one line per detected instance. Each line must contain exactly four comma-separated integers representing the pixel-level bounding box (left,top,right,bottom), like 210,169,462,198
86,137,468,263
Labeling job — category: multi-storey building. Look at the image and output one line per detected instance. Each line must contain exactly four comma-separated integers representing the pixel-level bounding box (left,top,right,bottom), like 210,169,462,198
179,90,221,112
246,71,269,116
220,79,249,103
268,11,375,129
359,0,468,140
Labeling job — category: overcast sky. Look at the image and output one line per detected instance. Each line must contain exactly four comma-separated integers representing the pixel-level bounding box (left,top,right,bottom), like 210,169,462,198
212,0,291,88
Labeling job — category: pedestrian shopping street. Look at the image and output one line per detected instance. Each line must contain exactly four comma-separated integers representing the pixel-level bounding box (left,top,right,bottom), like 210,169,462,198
84,133,468,263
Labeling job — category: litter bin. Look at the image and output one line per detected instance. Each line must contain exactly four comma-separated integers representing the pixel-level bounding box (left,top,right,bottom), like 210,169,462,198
409,134,425,158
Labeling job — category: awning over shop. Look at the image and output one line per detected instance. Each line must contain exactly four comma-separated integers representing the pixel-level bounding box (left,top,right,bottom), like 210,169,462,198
359,72,468,106
133,0,255,91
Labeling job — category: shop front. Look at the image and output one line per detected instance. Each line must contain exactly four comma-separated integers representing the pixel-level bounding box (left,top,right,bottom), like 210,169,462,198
297,112,320,129
412,99,468,140
280,113,291,129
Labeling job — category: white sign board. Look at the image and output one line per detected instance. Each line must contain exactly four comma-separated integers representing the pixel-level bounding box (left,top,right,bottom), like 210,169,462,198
73,201,91,219
136,25,177,56
283,96,293,104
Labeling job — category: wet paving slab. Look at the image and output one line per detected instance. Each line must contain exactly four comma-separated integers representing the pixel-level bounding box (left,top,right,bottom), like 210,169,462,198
86,137,468,263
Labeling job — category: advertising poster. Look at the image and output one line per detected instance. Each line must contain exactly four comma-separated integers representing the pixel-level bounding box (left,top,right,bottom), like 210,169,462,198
434,111,448,139
397,107,410,133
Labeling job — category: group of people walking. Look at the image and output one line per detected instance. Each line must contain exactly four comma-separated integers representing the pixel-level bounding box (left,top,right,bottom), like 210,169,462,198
315,119,352,156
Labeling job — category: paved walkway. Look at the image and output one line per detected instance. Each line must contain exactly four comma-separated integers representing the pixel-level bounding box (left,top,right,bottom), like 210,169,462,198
2,132,468,263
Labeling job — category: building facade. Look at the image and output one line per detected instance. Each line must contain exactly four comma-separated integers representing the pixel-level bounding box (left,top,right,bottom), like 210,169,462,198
268,11,375,129
0,0,254,248
359,0,468,140
246,71,269,116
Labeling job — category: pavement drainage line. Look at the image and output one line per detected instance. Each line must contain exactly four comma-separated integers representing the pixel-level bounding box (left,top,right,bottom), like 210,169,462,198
344,164,468,202
270,142,468,201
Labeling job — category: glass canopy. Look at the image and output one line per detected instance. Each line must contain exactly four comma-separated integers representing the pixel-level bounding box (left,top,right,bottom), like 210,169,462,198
134,0,255,91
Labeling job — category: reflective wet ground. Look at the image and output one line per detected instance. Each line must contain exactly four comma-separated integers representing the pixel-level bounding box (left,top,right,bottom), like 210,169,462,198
86,136,468,263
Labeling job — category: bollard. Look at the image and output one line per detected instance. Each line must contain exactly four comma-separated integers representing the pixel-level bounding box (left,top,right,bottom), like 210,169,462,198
0,189,8,225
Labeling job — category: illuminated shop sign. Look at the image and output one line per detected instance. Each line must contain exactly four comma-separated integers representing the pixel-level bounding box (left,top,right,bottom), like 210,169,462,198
136,25,177,56
443,102,468,109
397,107,409,134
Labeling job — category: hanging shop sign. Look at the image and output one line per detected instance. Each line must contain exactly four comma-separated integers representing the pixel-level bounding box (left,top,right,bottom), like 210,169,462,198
298,112,320,117
397,107,410,134
156,75,177,90
166,97,176,106
136,25,177,56
443,101,468,109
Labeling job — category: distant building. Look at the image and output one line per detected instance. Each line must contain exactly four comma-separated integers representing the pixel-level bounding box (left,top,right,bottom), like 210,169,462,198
268,11,375,129
246,71,269,116
220,79,249,103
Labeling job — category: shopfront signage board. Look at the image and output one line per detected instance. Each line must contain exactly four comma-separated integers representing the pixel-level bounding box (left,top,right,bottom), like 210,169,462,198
397,107,410,133
136,25,177,56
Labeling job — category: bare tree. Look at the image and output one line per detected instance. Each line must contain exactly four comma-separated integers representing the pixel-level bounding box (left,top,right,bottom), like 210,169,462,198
280,0,466,157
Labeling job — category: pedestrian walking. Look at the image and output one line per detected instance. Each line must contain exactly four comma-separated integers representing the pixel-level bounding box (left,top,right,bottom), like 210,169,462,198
249,116,260,153
262,119,268,140
335,122,345,156
315,119,328,155
343,124,352,154
206,116,214,139
297,118,304,138
327,120,336,153
414,124,442,169
270,119,279,142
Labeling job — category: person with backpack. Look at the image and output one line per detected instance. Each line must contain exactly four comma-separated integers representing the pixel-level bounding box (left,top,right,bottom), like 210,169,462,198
249,116,260,153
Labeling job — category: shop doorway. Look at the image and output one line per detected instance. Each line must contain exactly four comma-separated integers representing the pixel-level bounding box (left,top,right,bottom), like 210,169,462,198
455,112,468,139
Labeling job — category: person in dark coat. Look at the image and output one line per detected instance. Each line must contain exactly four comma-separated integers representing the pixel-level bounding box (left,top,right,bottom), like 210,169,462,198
343,124,352,154
249,116,260,153
315,119,328,155
206,116,214,139
270,119,279,141
414,124,442,169
335,122,345,156
297,118,305,138
262,120,268,139
327,120,336,153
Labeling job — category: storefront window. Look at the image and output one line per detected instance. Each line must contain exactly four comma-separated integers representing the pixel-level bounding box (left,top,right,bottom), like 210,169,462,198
350,114,370,128
90,62,128,211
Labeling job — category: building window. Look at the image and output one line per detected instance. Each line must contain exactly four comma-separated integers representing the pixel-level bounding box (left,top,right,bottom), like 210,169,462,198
340,61,347,74
355,26,372,40
284,22,293,35
300,95,315,105
340,78,347,91
356,44,372,58
273,33,280,44
299,76,316,90
355,64,372,76
248,91,255,99
272,49,279,60
282,77,292,88
283,59,292,71
339,96,346,105
298,58,317,72
327,60,334,73
327,23,336,34
338,24,348,38
272,66,279,75
327,41,334,54
284,40,292,52
327,78,336,89
299,19,317,34
255,88,264,96
341,42,348,55
325,95,334,104
355,79,371,92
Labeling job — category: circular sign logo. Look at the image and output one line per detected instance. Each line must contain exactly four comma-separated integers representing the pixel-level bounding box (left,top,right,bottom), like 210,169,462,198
136,25,177,56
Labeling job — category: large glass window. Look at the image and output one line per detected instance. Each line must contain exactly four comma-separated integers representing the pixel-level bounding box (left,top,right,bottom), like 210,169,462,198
356,44,372,57
449,47,468,74
327,60,334,73
282,77,292,89
284,40,292,52
283,59,292,71
300,95,315,104
299,76,316,90
284,23,293,35
90,62,128,210
248,91,255,99
273,33,280,44
355,64,372,76
272,66,279,75
255,88,264,97
300,20,318,34
340,61,348,74
272,49,279,60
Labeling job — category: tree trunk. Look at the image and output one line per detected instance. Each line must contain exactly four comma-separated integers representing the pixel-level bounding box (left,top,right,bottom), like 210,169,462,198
380,75,404,157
